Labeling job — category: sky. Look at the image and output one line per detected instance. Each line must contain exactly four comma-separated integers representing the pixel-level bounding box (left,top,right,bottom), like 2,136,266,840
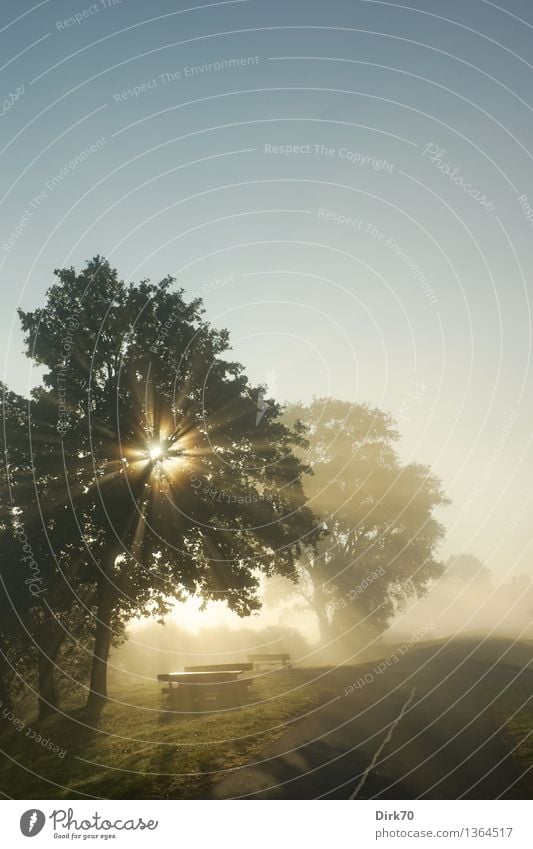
2,0,533,584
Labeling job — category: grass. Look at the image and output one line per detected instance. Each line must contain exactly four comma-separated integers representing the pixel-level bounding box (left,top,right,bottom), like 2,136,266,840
0,668,338,799
3,639,532,800
504,706,533,796
475,638,533,798
490,677,533,798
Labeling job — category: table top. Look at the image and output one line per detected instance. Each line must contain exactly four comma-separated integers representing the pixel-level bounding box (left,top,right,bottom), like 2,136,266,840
157,670,244,683
184,663,253,672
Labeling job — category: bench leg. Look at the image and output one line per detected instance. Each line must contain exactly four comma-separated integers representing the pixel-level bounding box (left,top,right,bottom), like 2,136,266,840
216,682,245,708
175,685,196,712
216,685,236,709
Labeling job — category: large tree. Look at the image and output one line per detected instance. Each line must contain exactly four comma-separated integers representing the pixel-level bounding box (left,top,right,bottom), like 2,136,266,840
17,257,320,715
284,398,449,656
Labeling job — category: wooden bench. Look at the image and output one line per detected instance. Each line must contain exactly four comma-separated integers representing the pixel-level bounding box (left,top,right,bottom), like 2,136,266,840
157,670,252,711
184,663,253,673
248,653,292,670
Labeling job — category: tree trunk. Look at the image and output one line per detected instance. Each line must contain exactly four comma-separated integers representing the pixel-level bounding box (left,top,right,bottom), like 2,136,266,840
314,599,333,645
305,570,334,646
34,622,64,719
0,646,13,716
86,576,116,717
0,674,11,713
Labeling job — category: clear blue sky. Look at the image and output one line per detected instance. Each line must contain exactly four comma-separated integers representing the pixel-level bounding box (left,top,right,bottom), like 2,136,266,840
2,0,533,577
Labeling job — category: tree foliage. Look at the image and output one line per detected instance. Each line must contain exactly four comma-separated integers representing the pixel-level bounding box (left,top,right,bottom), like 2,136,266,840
13,257,321,713
284,398,449,651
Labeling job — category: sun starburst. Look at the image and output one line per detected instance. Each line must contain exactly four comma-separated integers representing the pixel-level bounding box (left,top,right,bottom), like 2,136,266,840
148,442,164,462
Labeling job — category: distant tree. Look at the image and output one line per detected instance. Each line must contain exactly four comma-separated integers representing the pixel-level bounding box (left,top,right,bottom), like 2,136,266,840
493,574,533,637
443,553,492,585
284,399,449,654
18,257,321,716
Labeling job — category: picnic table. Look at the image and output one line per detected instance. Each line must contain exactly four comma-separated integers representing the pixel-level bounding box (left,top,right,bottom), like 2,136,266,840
158,669,252,711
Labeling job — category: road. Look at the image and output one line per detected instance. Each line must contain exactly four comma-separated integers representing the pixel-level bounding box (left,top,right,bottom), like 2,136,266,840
210,638,532,799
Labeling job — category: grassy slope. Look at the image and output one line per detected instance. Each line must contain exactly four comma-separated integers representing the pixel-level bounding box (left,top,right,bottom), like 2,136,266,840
450,637,533,798
503,706,533,796
1,640,531,800
0,669,337,799
483,641,533,798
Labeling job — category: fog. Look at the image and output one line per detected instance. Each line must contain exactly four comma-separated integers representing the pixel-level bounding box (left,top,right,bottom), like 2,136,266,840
387,567,533,645
114,558,533,682
111,619,311,684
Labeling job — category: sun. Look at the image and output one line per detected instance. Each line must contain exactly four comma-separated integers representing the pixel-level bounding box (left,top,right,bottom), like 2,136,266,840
124,427,190,483
148,442,164,462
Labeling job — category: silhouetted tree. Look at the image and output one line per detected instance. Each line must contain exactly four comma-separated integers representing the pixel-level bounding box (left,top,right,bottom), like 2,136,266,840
18,257,321,716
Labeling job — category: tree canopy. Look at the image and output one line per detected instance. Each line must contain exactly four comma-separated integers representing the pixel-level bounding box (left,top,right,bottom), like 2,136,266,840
283,398,449,654
10,257,321,714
